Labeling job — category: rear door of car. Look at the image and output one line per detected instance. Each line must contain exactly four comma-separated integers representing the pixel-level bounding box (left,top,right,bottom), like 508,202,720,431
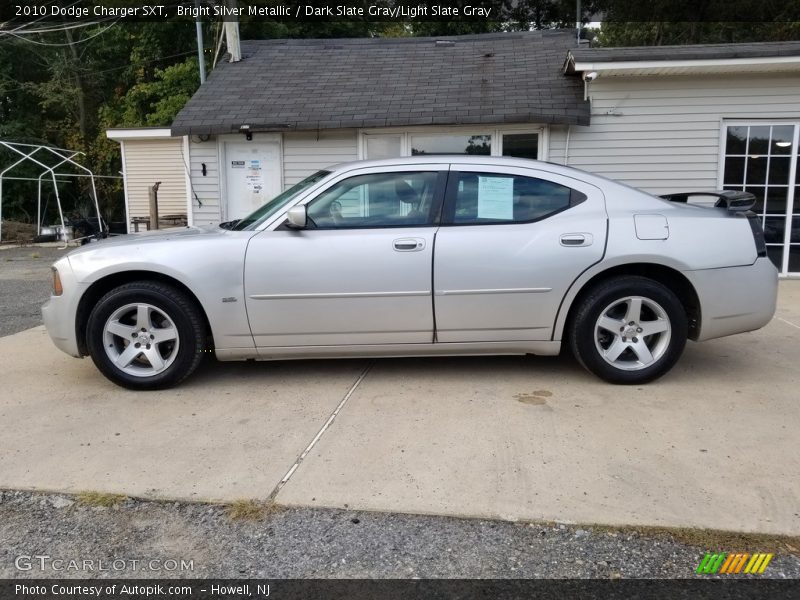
433,164,607,342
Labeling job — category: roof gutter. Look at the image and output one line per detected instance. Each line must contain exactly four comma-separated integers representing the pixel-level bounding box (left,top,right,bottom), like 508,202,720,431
106,128,173,140
568,54,800,75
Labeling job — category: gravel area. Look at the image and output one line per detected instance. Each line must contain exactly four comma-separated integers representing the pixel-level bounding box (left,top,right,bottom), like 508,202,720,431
0,246,69,337
1,491,798,579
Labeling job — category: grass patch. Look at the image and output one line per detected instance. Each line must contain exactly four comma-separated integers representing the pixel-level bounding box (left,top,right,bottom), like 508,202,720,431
225,499,281,521
75,491,127,508
588,524,800,556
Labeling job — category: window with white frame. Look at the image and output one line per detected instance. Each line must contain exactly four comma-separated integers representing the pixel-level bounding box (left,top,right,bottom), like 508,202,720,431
361,128,543,161
410,134,491,156
721,122,800,275
365,135,402,160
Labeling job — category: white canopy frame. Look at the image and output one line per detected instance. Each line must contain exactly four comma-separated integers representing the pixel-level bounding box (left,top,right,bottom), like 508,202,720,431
0,141,104,244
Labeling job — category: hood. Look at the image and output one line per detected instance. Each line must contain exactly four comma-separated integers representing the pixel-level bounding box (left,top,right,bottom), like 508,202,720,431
65,225,226,257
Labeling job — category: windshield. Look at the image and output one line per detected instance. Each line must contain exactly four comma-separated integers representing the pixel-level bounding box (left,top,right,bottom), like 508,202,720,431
231,170,331,230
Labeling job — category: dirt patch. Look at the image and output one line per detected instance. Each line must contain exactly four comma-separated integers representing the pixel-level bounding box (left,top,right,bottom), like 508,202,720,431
76,491,128,508
515,390,553,405
1,221,36,244
645,526,800,556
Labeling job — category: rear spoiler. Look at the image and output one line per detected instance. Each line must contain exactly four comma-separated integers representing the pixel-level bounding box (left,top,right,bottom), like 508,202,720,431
659,190,755,212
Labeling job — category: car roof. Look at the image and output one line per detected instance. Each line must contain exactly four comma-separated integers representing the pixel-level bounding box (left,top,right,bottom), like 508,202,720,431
327,155,594,180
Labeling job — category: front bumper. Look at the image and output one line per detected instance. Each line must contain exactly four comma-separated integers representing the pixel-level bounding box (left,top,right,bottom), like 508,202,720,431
686,257,778,342
41,259,84,358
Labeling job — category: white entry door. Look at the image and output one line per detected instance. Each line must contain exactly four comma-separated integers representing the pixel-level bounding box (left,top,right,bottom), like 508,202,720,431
224,140,281,220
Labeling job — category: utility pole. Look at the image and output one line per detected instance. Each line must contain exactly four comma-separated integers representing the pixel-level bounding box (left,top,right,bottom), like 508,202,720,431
195,0,206,83
225,0,241,62
576,0,582,45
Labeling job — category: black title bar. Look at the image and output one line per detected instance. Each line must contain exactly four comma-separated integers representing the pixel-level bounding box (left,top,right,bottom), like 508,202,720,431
2,0,800,24
3,579,800,600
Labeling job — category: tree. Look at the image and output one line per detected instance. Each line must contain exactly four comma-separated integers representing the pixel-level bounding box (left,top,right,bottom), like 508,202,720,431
597,21,800,46
410,0,605,36
594,0,800,46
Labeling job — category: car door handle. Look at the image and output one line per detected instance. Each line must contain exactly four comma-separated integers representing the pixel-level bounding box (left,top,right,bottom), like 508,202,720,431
393,238,425,252
560,233,593,247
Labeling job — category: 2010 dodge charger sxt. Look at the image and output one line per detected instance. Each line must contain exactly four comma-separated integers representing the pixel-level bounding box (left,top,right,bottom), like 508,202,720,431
42,157,778,390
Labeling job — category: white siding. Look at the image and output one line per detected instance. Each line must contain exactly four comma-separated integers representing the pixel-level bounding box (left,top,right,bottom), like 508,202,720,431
283,130,358,187
549,73,800,195
122,138,187,221
187,137,221,225
184,131,356,225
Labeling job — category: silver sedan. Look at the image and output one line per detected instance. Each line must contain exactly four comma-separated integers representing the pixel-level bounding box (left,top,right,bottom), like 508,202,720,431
43,157,777,389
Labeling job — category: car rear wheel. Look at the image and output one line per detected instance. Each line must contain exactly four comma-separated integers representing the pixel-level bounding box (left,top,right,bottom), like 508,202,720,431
86,281,206,390
569,276,688,384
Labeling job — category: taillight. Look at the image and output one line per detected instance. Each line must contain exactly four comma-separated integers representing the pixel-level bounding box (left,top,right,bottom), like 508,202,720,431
746,215,767,257
52,268,63,296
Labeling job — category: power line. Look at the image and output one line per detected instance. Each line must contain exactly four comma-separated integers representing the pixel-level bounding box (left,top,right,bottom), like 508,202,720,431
6,19,120,47
0,0,83,36
0,18,116,37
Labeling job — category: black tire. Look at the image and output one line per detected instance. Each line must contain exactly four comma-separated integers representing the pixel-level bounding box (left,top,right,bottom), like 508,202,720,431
86,281,206,390
568,276,688,384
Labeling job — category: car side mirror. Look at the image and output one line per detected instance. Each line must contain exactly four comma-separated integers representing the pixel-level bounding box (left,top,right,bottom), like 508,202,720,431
286,205,307,229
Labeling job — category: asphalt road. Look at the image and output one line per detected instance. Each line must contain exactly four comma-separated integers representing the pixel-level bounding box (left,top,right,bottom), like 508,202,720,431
0,246,68,337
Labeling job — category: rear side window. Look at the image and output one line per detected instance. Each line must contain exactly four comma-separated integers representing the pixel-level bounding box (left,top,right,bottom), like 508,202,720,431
445,172,585,225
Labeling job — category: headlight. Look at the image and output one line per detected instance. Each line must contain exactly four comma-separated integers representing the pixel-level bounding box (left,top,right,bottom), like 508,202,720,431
52,267,63,296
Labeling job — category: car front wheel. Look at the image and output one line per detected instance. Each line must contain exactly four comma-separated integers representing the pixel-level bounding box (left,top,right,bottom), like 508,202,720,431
569,276,688,384
86,281,206,390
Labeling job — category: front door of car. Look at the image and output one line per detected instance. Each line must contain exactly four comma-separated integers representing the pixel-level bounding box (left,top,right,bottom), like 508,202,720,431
244,167,447,348
433,165,607,342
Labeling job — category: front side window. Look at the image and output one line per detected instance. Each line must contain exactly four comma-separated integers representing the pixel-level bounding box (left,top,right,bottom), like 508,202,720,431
445,172,583,225
306,171,440,229
233,170,329,230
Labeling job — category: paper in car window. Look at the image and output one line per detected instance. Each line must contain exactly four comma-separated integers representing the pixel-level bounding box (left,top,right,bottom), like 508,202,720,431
477,176,514,220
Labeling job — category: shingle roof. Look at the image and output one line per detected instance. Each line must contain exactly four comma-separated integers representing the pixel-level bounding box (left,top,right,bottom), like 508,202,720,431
171,30,589,136
569,40,800,65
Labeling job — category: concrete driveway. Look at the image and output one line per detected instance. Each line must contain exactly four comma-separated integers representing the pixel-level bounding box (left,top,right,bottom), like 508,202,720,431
0,283,798,536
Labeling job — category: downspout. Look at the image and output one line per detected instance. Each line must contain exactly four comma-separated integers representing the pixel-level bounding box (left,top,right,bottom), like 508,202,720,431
568,0,581,166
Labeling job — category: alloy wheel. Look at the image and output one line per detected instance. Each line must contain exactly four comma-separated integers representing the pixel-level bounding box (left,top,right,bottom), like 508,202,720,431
593,296,671,371
102,303,180,377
